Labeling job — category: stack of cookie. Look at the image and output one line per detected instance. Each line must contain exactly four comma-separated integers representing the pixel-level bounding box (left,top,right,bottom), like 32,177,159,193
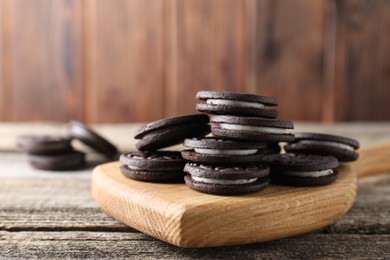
119,114,210,182
119,90,360,192
262,132,359,187
182,91,294,195
17,121,118,171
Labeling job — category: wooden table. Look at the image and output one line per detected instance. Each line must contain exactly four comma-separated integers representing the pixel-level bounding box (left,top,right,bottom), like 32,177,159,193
1,122,389,259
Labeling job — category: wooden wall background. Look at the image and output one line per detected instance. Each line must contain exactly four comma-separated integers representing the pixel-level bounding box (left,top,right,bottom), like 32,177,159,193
0,0,389,123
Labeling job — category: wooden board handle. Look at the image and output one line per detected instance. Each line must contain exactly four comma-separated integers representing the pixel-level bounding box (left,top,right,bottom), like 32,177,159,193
354,143,390,178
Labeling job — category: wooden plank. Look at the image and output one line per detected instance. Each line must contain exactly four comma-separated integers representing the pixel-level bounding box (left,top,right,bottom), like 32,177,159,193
0,208,131,232
0,0,10,121
210,0,246,93
333,0,390,121
0,2,2,120
84,0,164,123
247,0,326,121
165,0,247,117
164,0,212,117
325,174,390,234
2,0,84,121
321,0,338,122
0,232,389,258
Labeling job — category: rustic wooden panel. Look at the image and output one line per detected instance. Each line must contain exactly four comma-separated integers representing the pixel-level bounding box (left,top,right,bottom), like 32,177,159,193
1,1,390,122
0,1,3,120
321,0,338,122
1,0,84,122
1,232,389,259
333,0,390,121
165,0,247,117
247,0,326,121
84,0,164,123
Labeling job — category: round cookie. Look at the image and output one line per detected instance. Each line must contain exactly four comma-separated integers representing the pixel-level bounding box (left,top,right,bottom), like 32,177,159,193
16,135,72,154
285,132,359,162
119,151,186,182
69,121,118,159
134,114,210,151
181,137,267,164
184,162,270,195
196,91,278,118
263,153,340,186
28,151,85,171
210,115,294,142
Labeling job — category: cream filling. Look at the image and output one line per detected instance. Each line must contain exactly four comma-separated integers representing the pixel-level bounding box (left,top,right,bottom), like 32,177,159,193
297,140,354,151
275,169,334,177
192,176,258,185
207,99,265,109
71,124,90,138
194,148,257,155
219,123,288,134
126,165,142,170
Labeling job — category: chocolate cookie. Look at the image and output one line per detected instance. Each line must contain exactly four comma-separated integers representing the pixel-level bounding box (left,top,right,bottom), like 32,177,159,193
181,137,267,164
263,153,340,186
210,115,294,142
28,151,85,171
119,151,186,181
16,135,72,154
134,114,210,151
196,91,278,118
285,132,360,162
184,162,270,195
69,121,118,159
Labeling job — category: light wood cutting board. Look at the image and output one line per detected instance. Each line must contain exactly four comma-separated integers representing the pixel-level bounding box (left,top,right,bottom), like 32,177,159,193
92,144,390,248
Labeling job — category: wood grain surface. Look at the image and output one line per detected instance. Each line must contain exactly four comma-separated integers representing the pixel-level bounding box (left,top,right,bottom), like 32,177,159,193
0,1,3,120
0,123,389,257
84,0,165,123
0,0,389,122
92,162,358,248
0,232,389,259
248,0,326,121
333,0,390,121
0,0,84,122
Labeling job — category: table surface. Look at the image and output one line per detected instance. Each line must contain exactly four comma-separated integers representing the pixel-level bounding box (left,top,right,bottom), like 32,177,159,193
1,122,389,259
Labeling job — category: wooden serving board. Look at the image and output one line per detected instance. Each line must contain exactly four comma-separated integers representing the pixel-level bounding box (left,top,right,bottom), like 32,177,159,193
92,144,390,248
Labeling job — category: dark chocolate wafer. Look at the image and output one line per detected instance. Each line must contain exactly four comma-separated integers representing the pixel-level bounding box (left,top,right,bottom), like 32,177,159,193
285,132,359,162
196,91,278,118
119,151,186,181
263,153,339,186
184,162,270,195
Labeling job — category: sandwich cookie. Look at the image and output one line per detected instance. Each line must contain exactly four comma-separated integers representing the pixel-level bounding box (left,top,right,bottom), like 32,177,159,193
16,135,73,154
285,132,359,162
196,91,278,118
27,151,85,171
119,151,186,181
181,137,267,164
134,114,210,151
69,121,118,159
210,115,294,142
263,153,340,186
184,162,270,195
